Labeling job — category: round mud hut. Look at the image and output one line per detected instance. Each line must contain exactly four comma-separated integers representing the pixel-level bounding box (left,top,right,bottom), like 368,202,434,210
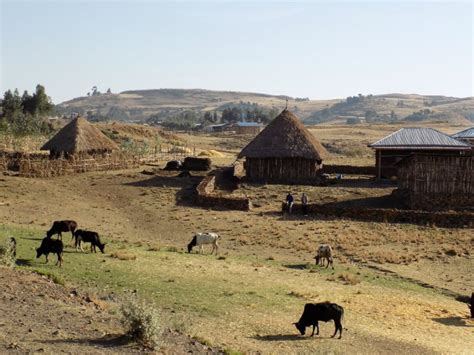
237,109,327,183
41,117,118,158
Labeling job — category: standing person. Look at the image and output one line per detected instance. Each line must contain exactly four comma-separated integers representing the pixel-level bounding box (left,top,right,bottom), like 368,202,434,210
301,192,308,216
286,192,294,214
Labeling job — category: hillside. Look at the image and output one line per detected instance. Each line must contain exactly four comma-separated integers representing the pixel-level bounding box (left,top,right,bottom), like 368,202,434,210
57,89,474,125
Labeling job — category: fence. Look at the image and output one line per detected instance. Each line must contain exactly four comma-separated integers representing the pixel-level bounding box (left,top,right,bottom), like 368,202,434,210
322,164,376,176
15,153,141,178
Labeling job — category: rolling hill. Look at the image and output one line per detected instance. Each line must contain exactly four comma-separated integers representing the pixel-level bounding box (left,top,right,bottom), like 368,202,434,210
56,89,474,125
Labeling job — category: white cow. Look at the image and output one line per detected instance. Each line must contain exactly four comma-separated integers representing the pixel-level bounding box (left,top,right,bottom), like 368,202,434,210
314,244,334,269
187,232,220,255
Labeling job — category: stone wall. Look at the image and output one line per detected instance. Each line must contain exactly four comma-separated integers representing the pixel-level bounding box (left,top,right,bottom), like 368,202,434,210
196,176,251,211
282,202,473,228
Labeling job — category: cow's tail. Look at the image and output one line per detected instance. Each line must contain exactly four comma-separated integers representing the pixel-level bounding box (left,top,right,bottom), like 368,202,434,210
341,307,347,331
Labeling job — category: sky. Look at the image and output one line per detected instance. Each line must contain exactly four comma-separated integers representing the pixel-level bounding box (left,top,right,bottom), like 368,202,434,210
0,0,472,104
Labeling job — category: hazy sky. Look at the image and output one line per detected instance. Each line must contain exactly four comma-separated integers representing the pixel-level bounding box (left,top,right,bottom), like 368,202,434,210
1,0,472,103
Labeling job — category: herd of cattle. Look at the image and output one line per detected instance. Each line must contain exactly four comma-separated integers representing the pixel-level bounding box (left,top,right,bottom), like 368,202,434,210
35,220,106,267
5,220,345,339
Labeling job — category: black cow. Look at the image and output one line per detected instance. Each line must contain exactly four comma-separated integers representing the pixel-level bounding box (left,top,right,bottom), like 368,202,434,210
74,229,105,253
47,220,78,240
36,237,64,267
294,302,344,339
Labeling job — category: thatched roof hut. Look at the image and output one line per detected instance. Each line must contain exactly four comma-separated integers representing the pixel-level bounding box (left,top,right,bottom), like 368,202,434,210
41,117,118,157
238,109,327,183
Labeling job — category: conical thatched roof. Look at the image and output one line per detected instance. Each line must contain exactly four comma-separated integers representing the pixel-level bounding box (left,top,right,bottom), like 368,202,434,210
41,117,118,154
238,109,328,160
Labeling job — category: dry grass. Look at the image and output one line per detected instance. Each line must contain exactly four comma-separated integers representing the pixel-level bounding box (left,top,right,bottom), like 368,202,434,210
110,251,137,261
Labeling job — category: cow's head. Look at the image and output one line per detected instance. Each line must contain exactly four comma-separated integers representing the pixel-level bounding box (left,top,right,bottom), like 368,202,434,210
314,255,320,265
98,243,106,253
187,242,194,253
36,247,42,259
293,322,306,335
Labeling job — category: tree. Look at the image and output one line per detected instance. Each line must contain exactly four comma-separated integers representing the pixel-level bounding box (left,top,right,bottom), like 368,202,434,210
33,84,53,116
1,89,22,118
21,90,35,115
106,88,112,94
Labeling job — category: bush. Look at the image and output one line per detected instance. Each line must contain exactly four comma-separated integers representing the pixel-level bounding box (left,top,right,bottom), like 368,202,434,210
120,298,161,349
0,238,16,267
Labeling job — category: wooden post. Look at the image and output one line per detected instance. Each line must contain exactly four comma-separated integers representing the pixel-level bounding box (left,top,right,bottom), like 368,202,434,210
377,150,382,179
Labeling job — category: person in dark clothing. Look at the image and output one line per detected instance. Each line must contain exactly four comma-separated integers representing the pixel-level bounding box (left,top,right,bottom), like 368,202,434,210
286,192,294,214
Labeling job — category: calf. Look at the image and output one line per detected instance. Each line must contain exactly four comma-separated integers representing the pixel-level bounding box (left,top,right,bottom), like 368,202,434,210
187,232,220,255
36,237,64,267
294,302,344,339
47,220,78,240
314,244,334,269
74,229,105,253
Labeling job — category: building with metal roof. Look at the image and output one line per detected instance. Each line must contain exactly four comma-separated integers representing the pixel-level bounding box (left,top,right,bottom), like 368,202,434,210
452,127,474,145
236,121,263,134
369,128,471,178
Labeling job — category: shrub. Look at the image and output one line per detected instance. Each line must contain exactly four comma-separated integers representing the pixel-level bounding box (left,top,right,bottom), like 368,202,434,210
0,238,16,267
120,298,161,349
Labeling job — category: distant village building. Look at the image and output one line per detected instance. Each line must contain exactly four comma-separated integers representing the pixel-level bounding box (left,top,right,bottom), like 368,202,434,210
203,123,231,133
396,154,474,210
238,109,327,183
41,116,118,158
236,122,263,135
452,127,474,146
369,128,471,179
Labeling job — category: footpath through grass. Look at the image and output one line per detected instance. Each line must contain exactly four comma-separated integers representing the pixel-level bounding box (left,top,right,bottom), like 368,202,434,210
1,224,472,354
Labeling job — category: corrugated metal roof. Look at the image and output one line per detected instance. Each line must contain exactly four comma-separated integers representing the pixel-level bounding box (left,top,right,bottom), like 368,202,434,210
369,128,471,149
452,127,474,139
237,122,262,127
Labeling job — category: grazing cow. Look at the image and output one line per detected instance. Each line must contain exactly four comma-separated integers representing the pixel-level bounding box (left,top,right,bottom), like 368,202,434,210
314,244,334,269
46,220,78,240
294,302,344,339
36,237,64,267
187,232,220,255
74,229,105,253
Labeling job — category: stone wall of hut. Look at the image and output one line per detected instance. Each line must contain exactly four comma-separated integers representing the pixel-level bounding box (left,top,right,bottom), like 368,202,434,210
397,155,474,210
244,157,322,183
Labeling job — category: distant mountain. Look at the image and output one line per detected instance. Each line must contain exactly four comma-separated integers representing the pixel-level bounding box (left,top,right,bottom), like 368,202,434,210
56,89,474,125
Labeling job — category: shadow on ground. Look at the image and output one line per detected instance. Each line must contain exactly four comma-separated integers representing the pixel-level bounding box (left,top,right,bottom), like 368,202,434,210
252,334,308,341
432,316,473,327
41,334,132,348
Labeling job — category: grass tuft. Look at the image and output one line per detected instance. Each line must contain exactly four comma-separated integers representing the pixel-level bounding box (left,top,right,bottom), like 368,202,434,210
120,297,161,349
0,237,16,267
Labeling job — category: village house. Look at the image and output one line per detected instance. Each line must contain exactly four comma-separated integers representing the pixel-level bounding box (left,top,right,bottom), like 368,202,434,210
368,127,471,179
238,109,327,183
396,154,474,210
236,121,263,135
41,116,118,158
452,127,474,146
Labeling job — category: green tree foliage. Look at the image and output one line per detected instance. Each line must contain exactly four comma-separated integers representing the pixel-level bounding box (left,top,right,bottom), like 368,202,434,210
0,84,54,135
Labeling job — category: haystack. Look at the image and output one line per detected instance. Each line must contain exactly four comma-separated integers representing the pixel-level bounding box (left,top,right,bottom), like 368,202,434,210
41,117,118,157
238,109,327,183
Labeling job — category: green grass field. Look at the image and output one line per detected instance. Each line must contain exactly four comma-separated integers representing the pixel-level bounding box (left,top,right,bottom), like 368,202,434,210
2,224,471,354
